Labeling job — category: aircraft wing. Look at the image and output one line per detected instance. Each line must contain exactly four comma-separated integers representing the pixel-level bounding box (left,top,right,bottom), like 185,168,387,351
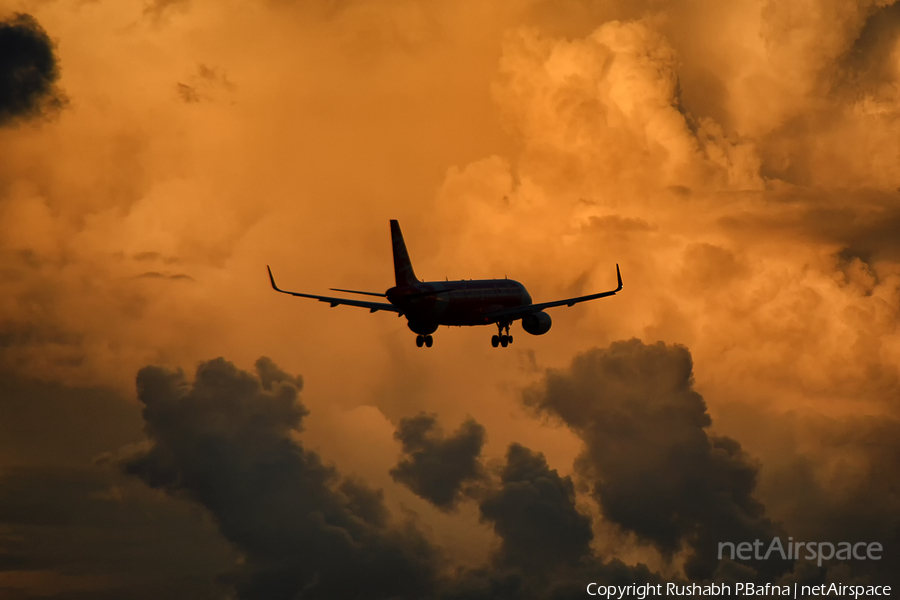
267,266,402,314
483,264,622,322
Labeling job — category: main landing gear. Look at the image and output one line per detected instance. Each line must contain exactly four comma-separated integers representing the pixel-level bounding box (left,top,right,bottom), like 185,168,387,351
415,334,434,348
491,322,513,348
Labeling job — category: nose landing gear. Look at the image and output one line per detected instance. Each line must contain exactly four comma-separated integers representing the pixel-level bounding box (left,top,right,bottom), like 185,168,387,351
415,335,434,348
491,322,513,348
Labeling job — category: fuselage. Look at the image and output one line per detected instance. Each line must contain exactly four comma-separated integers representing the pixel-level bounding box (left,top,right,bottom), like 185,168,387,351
386,278,532,333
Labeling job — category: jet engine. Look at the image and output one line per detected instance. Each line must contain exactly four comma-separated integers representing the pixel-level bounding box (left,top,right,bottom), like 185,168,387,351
521,311,552,335
407,320,438,335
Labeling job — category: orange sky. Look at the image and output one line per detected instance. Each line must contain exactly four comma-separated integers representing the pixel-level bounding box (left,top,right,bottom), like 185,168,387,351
1,0,899,597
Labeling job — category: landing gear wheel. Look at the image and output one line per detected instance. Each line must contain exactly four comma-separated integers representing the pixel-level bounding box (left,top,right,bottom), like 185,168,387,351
424,335,433,348
508,335,513,344
416,335,424,347
500,335,509,348
491,335,500,348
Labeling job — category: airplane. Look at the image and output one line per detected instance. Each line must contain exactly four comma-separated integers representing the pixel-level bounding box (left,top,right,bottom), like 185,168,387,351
267,220,622,348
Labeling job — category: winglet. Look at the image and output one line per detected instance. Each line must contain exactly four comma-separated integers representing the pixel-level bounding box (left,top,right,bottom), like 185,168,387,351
267,265,281,292
615,263,623,292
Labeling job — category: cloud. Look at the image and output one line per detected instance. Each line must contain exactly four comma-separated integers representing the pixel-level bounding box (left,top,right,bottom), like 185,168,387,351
479,442,592,571
0,14,66,126
490,19,764,197
744,411,900,586
526,339,781,579
0,465,236,599
175,64,236,104
390,413,487,511
120,355,668,598
838,1,900,90
439,442,662,600
0,370,144,468
419,441,654,600
123,356,438,600
143,0,192,21
0,367,239,599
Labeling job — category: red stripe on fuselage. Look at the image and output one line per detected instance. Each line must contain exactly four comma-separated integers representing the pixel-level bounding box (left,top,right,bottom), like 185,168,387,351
386,279,532,326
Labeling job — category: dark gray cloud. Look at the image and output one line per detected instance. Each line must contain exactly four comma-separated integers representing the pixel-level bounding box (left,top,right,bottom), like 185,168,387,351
390,413,486,510
839,1,900,91
438,442,660,600
15,347,883,598
123,356,438,600
0,369,235,599
479,443,592,572
526,339,781,579
0,466,236,600
753,413,900,587
440,560,661,600
719,188,900,266
121,356,662,600
0,14,66,126
0,370,144,467
254,355,303,393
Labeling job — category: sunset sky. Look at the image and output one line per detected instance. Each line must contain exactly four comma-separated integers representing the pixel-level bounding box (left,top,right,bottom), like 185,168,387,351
1,0,899,598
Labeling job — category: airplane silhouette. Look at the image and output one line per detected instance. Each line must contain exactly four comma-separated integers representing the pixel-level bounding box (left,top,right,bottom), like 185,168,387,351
267,220,622,348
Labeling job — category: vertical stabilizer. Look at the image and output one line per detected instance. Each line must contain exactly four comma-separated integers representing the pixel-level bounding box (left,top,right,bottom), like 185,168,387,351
390,220,419,287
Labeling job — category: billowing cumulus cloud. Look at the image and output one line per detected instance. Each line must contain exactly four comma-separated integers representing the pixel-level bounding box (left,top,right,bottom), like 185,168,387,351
0,13,65,126
525,340,782,580
119,356,671,598
122,356,439,600
491,19,763,195
441,442,662,600
391,413,487,510
479,443,592,571
429,1,900,430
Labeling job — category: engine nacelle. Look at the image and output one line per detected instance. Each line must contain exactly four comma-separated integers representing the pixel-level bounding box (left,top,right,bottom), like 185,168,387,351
521,311,552,335
407,320,438,335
